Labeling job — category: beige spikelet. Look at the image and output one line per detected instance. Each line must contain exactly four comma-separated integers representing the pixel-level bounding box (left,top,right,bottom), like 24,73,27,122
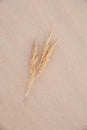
25,28,58,101
36,40,58,77
30,41,38,76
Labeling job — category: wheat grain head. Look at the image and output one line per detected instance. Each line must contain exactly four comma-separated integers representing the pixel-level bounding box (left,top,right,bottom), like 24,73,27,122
25,28,58,101
36,40,58,77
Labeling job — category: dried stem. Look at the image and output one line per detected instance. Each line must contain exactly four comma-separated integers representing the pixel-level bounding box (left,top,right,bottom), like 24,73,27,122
25,28,58,102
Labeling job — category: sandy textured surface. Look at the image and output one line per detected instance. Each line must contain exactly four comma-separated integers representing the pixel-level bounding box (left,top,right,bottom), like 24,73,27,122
0,0,87,130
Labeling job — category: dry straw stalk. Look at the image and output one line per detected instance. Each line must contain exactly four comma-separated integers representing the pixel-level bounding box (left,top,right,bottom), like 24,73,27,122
25,28,58,101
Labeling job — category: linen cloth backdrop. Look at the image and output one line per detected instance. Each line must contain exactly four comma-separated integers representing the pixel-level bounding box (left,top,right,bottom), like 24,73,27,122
0,0,87,130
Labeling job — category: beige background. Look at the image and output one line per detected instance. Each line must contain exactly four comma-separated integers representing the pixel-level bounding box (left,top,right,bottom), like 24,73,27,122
0,0,87,130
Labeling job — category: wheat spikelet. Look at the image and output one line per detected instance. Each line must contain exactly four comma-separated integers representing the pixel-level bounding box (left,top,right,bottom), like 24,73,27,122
25,41,38,99
30,40,38,76
40,26,55,61
25,28,58,101
36,40,58,77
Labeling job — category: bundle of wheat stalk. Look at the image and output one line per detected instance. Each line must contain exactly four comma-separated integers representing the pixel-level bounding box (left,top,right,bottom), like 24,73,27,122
25,28,58,101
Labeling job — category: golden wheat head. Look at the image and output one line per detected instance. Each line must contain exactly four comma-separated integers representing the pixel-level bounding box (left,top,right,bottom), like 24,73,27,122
25,28,58,101
36,40,58,77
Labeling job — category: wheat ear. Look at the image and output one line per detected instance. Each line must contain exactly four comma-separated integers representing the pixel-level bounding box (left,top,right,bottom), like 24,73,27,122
25,29,58,101
25,41,38,98
36,40,58,78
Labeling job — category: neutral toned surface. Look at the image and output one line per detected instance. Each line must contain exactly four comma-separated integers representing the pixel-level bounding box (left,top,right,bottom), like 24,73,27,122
0,0,87,130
